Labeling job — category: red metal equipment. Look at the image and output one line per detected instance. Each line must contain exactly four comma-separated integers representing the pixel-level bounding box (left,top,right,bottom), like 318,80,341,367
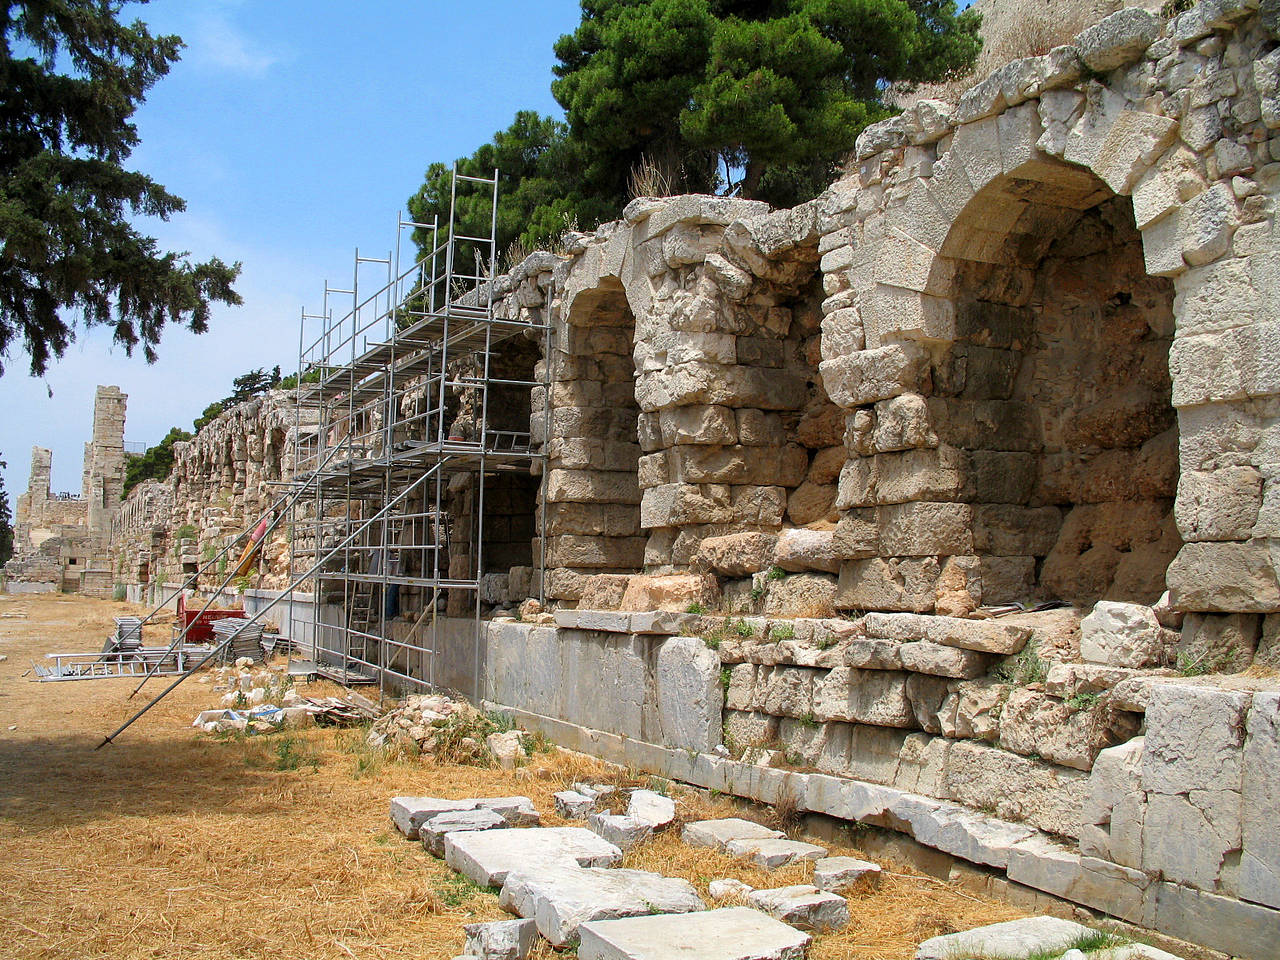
175,594,245,644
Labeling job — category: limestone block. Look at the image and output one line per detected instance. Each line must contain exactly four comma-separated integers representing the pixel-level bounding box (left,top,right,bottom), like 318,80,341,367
1166,540,1280,612
681,818,784,851
1242,691,1280,908
640,483,729,528
1005,840,1151,924
812,856,881,894
836,557,941,614
1177,612,1259,674
463,919,537,960
1151,881,1280,960
555,790,597,820
893,797,1034,869
812,667,914,727
998,689,1116,772
576,907,811,960
897,642,992,680
863,612,1030,655
761,572,836,618
499,862,703,947
657,405,737,447
1255,49,1280,129
390,797,482,839
1092,111,1180,195
1179,182,1237,267
1143,790,1241,890
786,482,837,526
587,813,653,851
655,635,722,752
936,680,1009,742
420,808,508,856
821,307,866,362
1142,683,1249,794
746,885,849,933
1142,207,1185,277
819,345,927,409
619,574,720,613
870,394,936,452
877,502,973,557
626,790,675,831
751,665,816,717
445,828,623,887
773,528,842,574
918,916,1095,960
707,878,754,901
1175,466,1263,541
693,533,776,577
942,740,1089,839
725,838,827,870
546,470,642,506
1080,601,1175,669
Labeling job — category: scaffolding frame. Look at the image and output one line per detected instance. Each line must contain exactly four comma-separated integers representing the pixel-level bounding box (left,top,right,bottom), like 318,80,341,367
286,165,551,697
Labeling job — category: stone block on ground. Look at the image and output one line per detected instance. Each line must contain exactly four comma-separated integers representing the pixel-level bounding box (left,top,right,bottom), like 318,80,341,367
724,837,828,869
421,808,508,856
577,906,811,960
499,862,705,947
588,812,654,851
747,885,850,932
445,827,623,887
626,789,676,829
555,790,597,819
812,856,882,893
682,818,785,851
708,878,755,901
462,918,538,960
915,917,1100,960
390,796,476,839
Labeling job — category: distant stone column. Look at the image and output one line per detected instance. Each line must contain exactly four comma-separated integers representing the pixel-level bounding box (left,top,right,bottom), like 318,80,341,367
86,385,127,544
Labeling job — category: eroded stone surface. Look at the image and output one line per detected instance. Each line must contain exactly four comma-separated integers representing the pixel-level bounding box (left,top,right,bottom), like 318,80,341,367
421,808,508,856
747,885,850,932
462,918,537,960
445,828,623,887
723,837,828,869
577,907,811,960
916,917,1098,960
812,856,882,893
681,818,785,851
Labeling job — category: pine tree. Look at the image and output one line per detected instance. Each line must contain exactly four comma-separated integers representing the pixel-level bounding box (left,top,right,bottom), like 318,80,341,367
0,1,242,376
0,455,13,566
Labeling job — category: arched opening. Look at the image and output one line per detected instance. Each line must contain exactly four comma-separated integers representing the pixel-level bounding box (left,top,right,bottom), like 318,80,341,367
936,164,1180,606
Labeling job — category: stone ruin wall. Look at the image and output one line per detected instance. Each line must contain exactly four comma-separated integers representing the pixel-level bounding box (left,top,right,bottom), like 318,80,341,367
111,390,309,602
5,385,127,595
102,2,1280,953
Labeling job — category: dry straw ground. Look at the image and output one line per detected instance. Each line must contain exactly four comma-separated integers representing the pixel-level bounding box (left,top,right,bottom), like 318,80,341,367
0,593,1021,960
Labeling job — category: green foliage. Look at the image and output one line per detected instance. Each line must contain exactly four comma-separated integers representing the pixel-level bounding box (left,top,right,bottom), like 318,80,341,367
192,399,226,433
750,584,765,602
769,621,795,641
733,618,754,638
0,454,12,565
766,565,787,581
686,601,707,615
0,0,242,376
719,666,732,690
1066,691,1101,711
995,641,1048,686
408,0,981,265
223,366,281,406
173,523,197,541
123,425,192,495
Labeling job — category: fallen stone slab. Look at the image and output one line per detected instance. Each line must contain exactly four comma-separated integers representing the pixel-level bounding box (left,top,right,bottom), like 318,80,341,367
747,885,850,932
915,917,1101,960
554,790,597,819
708,878,755,901
446,827,623,887
421,808,508,856
588,812,653,850
390,796,539,838
577,906,811,960
682,818,785,851
813,856,882,893
462,917,538,960
626,789,676,829
724,837,828,869
499,862,705,946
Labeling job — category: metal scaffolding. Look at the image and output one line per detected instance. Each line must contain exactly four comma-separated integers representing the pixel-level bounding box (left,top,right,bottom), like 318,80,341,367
285,165,550,695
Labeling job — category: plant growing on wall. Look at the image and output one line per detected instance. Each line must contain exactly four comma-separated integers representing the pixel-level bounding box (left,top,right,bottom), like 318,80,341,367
0,454,12,565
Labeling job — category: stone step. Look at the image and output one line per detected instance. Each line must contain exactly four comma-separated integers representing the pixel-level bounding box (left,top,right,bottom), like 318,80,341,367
445,827,623,887
577,906,811,960
499,862,705,946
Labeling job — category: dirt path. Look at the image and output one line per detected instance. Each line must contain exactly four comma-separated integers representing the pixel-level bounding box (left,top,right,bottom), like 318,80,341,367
0,593,1018,960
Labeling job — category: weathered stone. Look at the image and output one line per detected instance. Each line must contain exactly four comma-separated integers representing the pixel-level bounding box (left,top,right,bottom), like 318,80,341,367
499,862,704,947
747,885,850,933
863,612,1030,654
1242,691,1280,909
681,818,784,851
707,878,754,901
836,558,941,614
762,572,837,618
588,813,653,851
1166,540,1280,613
813,668,914,727
390,797,477,839
812,856,882,893
1151,881,1280,960
555,790,597,819
917,917,1101,960
462,919,537,960
724,837,828,869
772,528,842,574
445,827,623,887
1176,612,1259,674
694,533,776,577
998,688,1118,771
1142,684,1249,795
820,345,927,408
1080,601,1175,668
421,808,508,856
626,789,676,830
577,907,811,960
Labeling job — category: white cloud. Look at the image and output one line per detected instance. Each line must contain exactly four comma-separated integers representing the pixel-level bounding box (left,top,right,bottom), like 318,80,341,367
186,10,280,77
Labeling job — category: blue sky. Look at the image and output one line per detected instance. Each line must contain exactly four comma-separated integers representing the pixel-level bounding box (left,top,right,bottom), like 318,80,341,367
1,0,582,497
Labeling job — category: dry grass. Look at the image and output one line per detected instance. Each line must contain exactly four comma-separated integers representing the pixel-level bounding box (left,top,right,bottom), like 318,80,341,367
0,593,1021,959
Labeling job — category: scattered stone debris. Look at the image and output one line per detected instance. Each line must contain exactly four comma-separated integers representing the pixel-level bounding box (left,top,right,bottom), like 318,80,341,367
707,878,754,901
724,837,828,870
444,826,624,887
916,917,1125,960
681,818,785,851
554,789,597,819
587,812,653,851
812,856,881,893
625,789,676,829
390,795,539,839
421,808,509,856
367,694,530,765
746,885,851,932
462,918,537,960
